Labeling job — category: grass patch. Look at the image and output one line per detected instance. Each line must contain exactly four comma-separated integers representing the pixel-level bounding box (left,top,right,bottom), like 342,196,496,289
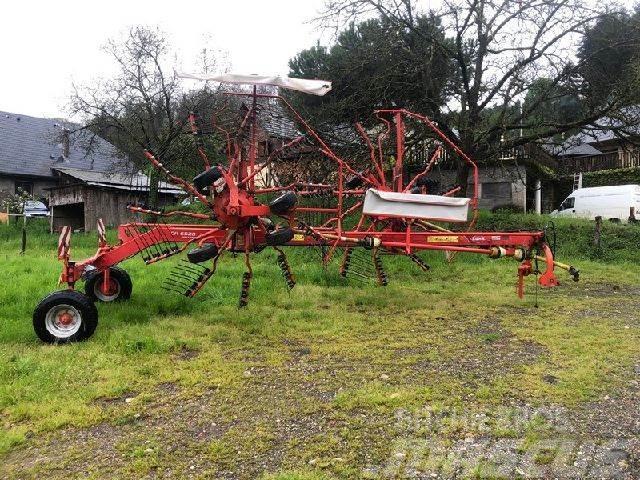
0,221,638,477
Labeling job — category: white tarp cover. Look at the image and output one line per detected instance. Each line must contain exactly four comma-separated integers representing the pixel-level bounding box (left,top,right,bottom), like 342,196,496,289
178,72,332,96
363,189,470,222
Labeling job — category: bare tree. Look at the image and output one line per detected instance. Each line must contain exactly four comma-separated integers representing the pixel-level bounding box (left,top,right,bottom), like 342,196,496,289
316,0,634,192
69,26,228,206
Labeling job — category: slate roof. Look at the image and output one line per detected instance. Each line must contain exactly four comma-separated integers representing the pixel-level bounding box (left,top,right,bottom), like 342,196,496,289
547,142,603,157
52,167,182,194
548,107,640,156
0,111,121,178
568,127,636,145
255,101,301,139
251,100,362,149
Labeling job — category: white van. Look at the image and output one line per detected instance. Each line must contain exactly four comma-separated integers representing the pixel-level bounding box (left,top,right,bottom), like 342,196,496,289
552,185,640,222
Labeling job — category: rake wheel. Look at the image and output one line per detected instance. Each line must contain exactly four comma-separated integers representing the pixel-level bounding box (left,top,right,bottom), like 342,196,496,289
84,267,132,302
33,290,98,343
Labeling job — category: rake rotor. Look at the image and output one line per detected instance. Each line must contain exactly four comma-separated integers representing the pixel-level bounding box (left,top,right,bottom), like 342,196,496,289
40,78,581,346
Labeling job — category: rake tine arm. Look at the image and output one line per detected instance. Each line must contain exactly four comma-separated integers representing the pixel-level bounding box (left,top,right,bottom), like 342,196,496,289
372,248,388,286
406,253,430,272
128,205,212,220
186,229,235,297
441,185,462,197
319,201,364,229
185,268,214,298
340,247,352,277
403,146,442,193
124,225,150,262
211,114,236,161
355,122,385,187
239,136,305,188
414,219,453,233
188,111,211,169
144,150,214,208
274,247,296,290
374,113,392,172
238,250,253,307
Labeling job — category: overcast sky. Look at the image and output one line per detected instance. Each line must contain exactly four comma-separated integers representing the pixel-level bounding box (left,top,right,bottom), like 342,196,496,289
2,0,633,119
0,0,328,118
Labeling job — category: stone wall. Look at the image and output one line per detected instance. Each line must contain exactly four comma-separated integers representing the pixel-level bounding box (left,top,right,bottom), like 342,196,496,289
0,175,57,202
434,165,528,211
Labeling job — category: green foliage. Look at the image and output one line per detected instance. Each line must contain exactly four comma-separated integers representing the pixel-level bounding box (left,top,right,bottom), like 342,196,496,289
287,15,452,126
566,167,640,187
523,79,583,139
476,210,640,262
578,11,640,106
0,188,34,214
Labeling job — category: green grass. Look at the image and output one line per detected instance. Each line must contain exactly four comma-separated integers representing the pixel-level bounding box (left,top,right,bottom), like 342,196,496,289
0,219,639,478
476,210,640,262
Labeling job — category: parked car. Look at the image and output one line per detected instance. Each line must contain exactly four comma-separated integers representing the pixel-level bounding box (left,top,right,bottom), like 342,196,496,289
23,200,50,217
551,185,640,222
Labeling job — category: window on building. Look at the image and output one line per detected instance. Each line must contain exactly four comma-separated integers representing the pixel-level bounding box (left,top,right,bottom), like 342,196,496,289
14,181,33,195
481,182,511,200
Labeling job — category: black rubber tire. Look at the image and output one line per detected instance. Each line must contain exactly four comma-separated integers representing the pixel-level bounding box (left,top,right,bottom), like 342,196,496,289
187,243,219,263
193,167,223,193
260,217,276,232
269,191,297,215
85,267,132,302
33,290,98,344
265,228,295,246
345,174,364,189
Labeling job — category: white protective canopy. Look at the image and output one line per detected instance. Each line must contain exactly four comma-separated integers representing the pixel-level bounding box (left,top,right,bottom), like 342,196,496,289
178,72,332,96
363,189,471,223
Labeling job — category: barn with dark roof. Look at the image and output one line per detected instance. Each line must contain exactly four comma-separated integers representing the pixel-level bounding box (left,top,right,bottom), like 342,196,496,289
0,111,121,199
0,111,180,231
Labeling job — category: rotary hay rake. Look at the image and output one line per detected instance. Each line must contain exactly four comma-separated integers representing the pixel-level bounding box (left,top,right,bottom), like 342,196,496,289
33,78,579,343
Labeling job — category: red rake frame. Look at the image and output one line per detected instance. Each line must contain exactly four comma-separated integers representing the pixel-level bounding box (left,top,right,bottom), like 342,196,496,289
40,88,579,343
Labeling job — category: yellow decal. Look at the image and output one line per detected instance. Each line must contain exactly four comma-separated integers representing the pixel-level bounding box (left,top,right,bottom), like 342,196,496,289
427,235,459,243
293,233,305,241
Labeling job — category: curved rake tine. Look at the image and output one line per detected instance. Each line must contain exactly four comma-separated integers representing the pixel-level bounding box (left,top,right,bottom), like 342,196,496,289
372,248,388,286
274,247,295,290
188,111,211,169
340,247,352,278
238,251,253,308
407,253,430,272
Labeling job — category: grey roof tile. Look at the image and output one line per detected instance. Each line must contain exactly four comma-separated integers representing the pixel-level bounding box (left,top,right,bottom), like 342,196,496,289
0,110,121,178
556,143,603,157
53,167,182,194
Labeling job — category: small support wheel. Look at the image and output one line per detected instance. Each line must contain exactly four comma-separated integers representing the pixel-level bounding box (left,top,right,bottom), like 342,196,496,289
193,167,223,193
33,290,98,343
265,227,294,246
269,191,297,215
187,243,219,263
85,266,133,302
